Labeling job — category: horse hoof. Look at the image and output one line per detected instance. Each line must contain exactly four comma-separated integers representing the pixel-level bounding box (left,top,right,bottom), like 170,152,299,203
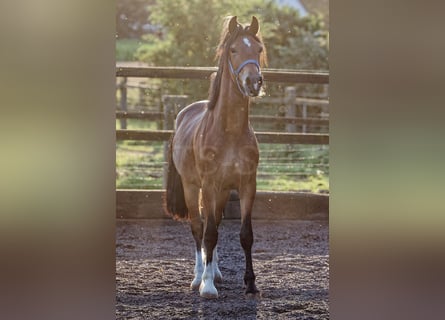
199,281,218,299
214,271,223,283
200,290,219,299
190,278,201,291
245,283,260,299
245,291,261,300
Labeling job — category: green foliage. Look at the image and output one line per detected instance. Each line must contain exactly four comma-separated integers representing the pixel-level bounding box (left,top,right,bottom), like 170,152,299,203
116,39,146,61
116,0,155,39
137,0,328,69
137,0,218,66
133,0,328,98
250,3,329,70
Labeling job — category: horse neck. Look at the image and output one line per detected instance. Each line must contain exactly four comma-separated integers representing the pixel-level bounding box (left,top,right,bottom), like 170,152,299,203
212,66,250,135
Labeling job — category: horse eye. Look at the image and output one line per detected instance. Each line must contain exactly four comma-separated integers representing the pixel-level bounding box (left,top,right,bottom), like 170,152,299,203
230,47,237,54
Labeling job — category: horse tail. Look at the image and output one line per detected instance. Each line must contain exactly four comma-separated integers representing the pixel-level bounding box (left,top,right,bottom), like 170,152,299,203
164,134,189,220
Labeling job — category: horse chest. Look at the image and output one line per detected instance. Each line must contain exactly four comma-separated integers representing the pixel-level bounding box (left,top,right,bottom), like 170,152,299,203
198,142,258,181
221,149,244,171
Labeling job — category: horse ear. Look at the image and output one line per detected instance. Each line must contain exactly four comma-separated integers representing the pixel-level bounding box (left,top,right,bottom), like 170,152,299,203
228,16,238,34
248,16,259,35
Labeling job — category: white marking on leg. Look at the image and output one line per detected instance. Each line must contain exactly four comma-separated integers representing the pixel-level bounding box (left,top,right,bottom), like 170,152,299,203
213,246,222,283
243,37,251,47
201,247,206,266
191,250,203,290
199,261,218,298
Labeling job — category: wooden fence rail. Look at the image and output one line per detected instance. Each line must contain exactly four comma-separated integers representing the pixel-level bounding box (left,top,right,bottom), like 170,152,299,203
116,65,329,84
116,189,328,220
116,66,329,133
116,89,329,133
116,111,329,127
116,129,329,145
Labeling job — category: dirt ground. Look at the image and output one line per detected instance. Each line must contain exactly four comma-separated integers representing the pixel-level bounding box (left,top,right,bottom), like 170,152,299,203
116,219,329,319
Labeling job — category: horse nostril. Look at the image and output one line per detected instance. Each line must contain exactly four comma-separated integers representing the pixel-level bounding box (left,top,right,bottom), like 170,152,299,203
258,76,263,85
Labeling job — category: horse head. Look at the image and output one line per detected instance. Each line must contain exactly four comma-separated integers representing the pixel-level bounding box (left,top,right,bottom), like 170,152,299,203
227,16,265,97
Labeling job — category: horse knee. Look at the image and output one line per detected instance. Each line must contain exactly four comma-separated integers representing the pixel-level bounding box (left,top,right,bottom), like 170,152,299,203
203,221,218,260
204,227,218,250
191,218,203,242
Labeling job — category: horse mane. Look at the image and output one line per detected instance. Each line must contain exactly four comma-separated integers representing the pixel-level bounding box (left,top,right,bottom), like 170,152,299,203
207,16,268,110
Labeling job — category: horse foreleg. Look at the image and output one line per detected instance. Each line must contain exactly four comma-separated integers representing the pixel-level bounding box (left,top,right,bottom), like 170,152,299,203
199,212,219,298
240,215,258,296
239,183,259,297
198,187,229,298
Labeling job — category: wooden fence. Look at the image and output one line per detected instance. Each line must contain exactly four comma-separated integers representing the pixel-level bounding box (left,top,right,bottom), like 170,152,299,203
116,65,329,220
116,65,329,83
116,66,329,133
116,93,329,133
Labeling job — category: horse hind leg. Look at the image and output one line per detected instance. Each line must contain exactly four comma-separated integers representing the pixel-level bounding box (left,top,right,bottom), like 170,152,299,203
190,215,203,290
212,189,231,285
212,246,223,283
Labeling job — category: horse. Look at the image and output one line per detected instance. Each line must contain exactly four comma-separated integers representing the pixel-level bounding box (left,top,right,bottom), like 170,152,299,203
164,15,267,299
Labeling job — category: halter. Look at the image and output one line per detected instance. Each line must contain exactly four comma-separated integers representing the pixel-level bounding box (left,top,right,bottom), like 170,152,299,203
228,58,261,96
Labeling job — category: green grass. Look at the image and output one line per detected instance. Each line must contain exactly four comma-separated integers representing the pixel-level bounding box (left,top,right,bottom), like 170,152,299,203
257,173,329,192
116,140,329,191
116,119,159,130
257,143,329,192
115,104,329,193
116,120,329,192
116,140,165,189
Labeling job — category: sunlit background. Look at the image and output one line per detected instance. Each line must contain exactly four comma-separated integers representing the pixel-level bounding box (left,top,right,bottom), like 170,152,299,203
115,0,330,193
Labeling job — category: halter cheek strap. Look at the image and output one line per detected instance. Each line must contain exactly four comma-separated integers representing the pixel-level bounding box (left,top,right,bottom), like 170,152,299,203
228,59,261,96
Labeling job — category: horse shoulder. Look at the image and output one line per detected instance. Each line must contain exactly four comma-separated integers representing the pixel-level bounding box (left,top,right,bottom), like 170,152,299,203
176,100,208,128
236,130,260,169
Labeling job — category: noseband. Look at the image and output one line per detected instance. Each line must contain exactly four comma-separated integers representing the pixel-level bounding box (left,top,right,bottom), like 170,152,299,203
228,58,261,96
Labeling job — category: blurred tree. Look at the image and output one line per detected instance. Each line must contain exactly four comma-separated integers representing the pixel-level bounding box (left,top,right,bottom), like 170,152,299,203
136,0,327,69
136,0,225,66
133,0,328,98
259,4,329,70
116,0,155,39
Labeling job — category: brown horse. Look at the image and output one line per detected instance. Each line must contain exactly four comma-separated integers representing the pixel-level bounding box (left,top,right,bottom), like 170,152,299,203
165,16,267,299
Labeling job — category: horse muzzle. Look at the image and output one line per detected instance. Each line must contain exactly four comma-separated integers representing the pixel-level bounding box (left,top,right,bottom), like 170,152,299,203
242,73,263,97
229,59,263,97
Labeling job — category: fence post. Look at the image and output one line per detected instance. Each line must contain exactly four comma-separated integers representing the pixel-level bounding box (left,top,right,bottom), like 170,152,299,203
119,77,127,130
162,95,188,188
285,86,297,133
138,82,146,106
302,102,307,134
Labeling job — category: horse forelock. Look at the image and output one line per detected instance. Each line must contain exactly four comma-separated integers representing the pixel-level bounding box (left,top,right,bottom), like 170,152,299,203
207,17,267,110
